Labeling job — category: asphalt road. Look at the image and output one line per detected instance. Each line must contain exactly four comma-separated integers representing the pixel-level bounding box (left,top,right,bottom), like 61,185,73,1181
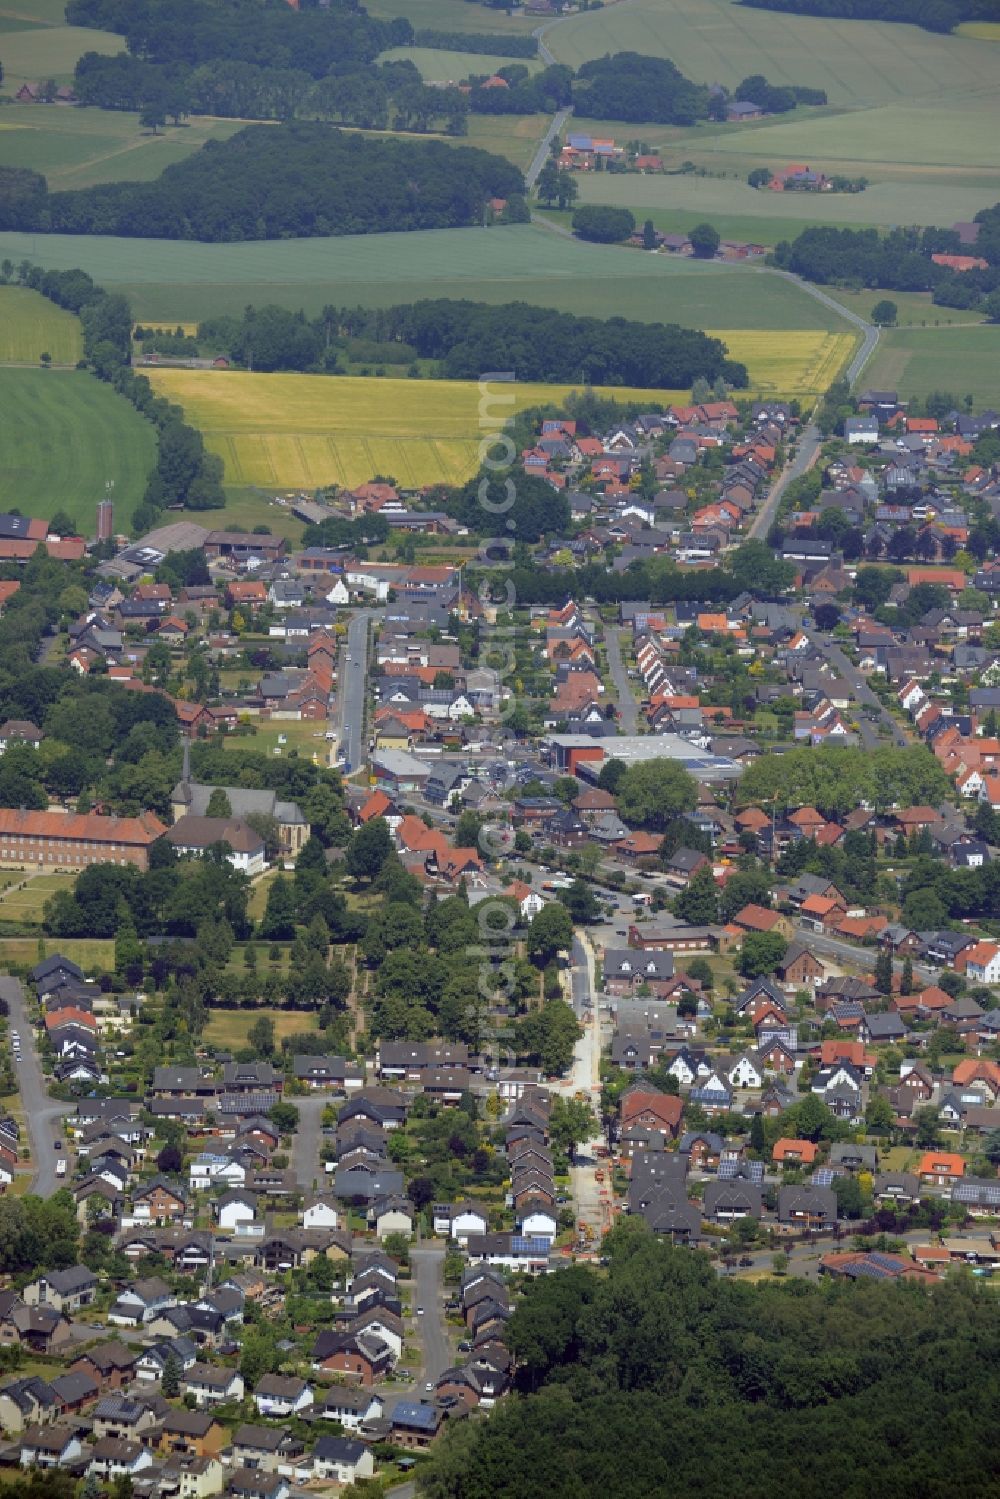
338,609,373,776
291,1095,325,1194
410,1245,450,1382
604,625,639,734
809,633,909,749
771,269,880,386
748,421,821,541
0,975,65,1194
525,106,571,189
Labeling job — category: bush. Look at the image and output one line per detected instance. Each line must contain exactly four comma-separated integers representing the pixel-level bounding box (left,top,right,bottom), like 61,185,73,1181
571,205,636,243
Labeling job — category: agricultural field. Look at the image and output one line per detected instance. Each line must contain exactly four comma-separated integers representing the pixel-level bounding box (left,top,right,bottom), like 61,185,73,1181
0,108,247,191
823,288,979,329
571,166,994,237
0,872,78,927
547,0,1000,106
461,112,550,171
545,0,1000,232
364,0,536,34
0,23,122,92
379,44,541,81
147,336,853,492
0,224,850,329
863,325,1000,407
0,286,82,364
0,368,156,526
710,329,855,397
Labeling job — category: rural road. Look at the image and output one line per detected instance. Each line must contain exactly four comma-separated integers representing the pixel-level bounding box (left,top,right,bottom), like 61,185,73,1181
291,1094,324,1193
604,625,639,734
338,608,373,776
771,269,880,386
410,1245,449,1382
0,975,65,1193
525,106,571,189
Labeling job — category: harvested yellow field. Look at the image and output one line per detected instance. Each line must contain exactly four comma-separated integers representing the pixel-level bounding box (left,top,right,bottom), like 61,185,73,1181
145,371,690,488
135,321,199,335
147,334,852,489
706,330,857,398
956,22,1000,39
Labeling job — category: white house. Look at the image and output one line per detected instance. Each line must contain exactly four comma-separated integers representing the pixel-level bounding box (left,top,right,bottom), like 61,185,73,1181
88,1439,154,1481
301,1196,340,1232
518,1206,558,1243
727,1054,764,1090
108,1277,176,1327
20,1427,83,1468
182,1364,244,1408
318,1391,382,1432
310,1438,374,1485
964,941,1000,985
449,1204,489,1246
325,580,350,605
373,1197,414,1241
216,1191,258,1231
846,416,879,445
190,1154,247,1192
253,1374,313,1418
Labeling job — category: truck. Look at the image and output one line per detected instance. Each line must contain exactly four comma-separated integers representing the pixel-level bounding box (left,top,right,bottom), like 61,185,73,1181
55,1159,67,1178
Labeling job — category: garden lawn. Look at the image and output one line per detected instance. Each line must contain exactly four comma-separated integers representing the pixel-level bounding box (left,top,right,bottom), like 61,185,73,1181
0,873,78,926
203,1007,318,1049
0,937,114,969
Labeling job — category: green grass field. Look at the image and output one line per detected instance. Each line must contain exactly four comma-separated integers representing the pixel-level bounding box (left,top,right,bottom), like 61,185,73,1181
0,936,114,968
547,0,1000,105
0,223,850,328
0,285,82,363
0,23,122,90
0,368,155,527
864,324,1000,406
365,0,536,33
823,287,981,328
544,0,1000,233
570,166,994,237
0,109,247,191
221,720,336,761
379,44,541,81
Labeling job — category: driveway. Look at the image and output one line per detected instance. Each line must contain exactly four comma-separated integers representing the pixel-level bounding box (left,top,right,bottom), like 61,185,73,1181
0,974,66,1194
410,1245,450,1383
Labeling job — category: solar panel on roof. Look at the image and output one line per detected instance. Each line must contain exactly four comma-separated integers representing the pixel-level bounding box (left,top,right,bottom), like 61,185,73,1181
847,1260,893,1279
811,1168,836,1187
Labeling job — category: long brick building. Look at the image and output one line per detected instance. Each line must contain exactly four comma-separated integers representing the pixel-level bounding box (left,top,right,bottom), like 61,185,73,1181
0,809,167,871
